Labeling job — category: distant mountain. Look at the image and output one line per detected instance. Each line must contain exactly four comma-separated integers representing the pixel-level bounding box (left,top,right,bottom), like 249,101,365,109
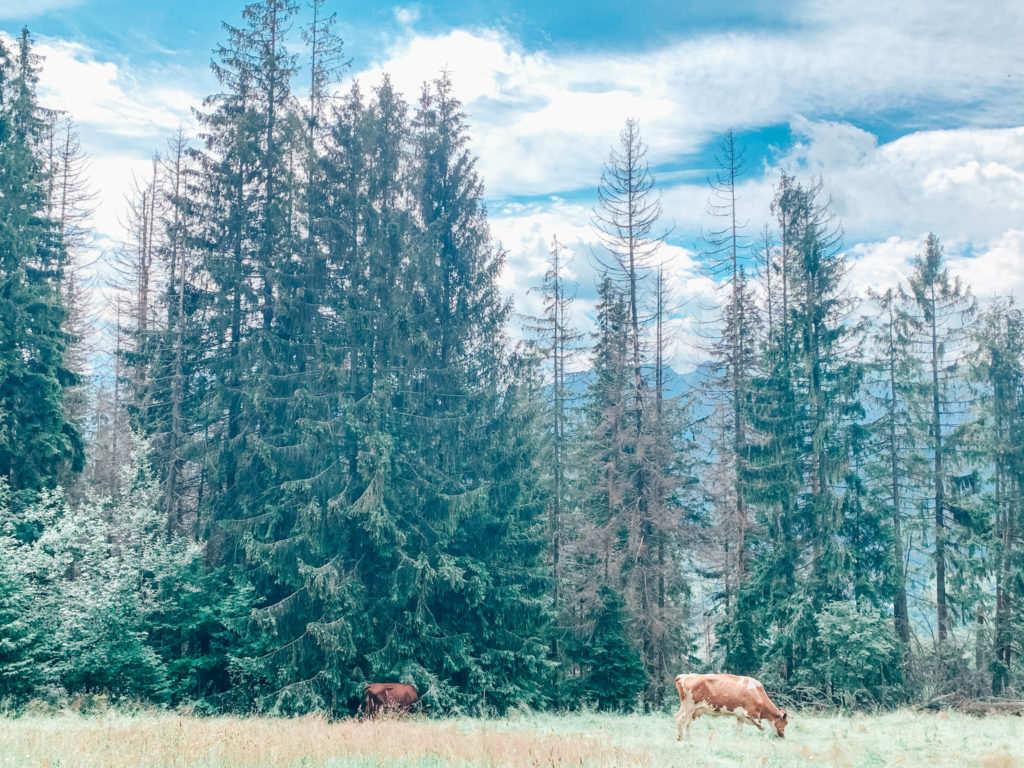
562,363,711,400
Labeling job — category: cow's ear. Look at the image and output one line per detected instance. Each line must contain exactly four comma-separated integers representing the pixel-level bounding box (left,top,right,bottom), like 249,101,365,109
781,711,788,720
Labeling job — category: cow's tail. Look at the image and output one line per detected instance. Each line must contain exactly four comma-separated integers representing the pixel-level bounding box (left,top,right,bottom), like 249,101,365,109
361,684,372,720
673,673,689,703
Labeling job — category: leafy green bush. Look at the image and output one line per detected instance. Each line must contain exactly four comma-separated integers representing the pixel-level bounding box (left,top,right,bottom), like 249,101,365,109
809,600,903,707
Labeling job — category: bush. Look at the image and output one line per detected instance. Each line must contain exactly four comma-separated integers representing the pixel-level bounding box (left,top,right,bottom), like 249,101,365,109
809,600,903,707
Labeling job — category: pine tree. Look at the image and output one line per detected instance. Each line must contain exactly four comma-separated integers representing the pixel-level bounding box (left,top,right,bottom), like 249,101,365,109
582,277,635,591
591,119,684,707
901,233,977,643
524,236,584,635
561,585,647,710
158,132,206,533
698,131,765,662
116,160,160,430
43,115,96,474
863,286,923,649
0,30,84,502
190,0,372,714
192,0,302,555
592,119,665,430
567,277,645,704
357,72,550,713
968,299,1024,693
737,174,886,699
640,264,695,703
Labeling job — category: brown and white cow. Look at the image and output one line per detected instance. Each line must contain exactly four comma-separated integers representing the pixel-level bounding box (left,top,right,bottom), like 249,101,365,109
363,683,420,718
674,673,788,739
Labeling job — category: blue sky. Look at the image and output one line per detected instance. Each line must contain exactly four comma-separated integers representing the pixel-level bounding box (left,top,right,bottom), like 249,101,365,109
3,0,1023,367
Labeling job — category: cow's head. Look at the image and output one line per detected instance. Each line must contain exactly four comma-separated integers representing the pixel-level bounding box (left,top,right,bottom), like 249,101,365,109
773,710,788,738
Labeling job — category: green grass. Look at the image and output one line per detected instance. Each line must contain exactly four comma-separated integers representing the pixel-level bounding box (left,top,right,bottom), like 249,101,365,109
0,709,1020,767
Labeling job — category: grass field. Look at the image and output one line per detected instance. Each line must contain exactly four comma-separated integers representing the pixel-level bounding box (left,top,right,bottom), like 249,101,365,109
0,709,1021,768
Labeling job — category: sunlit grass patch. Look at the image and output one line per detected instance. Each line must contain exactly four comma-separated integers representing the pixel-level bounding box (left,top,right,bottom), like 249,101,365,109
0,708,1020,767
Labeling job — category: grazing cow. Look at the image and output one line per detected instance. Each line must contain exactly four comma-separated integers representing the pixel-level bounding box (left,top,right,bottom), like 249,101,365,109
674,673,788,739
363,683,419,718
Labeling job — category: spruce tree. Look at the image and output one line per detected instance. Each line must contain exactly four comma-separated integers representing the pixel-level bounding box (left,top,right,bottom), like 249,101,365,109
698,131,764,663
567,277,646,704
44,115,95,482
0,30,84,501
193,0,372,714
863,286,923,649
591,119,684,707
968,299,1024,693
738,174,886,699
524,236,584,639
901,233,977,643
358,73,550,713
701,132,758,519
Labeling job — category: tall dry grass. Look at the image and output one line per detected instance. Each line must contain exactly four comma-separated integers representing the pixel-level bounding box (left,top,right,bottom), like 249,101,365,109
0,709,1021,767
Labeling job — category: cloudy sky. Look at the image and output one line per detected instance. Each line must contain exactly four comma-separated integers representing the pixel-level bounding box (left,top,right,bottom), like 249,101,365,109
3,0,1023,369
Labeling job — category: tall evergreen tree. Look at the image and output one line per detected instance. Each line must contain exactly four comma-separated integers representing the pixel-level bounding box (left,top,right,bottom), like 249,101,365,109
361,73,550,713
968,298,1024,693
524,236,583,630
698,131,763,660
641,264,695,703
43,115,96,472
590,119,684,706
0,30,84,501
901,233,977,643
863,286,923,650
737,174,893,700
592,119,664,427
565,277,645,707
190,0,371,714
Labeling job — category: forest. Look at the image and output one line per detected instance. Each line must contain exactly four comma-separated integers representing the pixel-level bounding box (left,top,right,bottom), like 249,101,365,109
1,0,1022,718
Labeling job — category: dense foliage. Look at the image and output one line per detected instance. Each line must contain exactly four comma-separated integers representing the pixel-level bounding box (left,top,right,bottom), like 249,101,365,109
1,3,1023,715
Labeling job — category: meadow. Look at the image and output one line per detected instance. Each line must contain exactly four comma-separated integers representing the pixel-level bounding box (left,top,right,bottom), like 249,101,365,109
0,709,1021,768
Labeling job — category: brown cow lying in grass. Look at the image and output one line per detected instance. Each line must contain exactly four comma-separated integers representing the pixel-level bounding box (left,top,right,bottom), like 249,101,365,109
674,673,788,739
363,683,419,718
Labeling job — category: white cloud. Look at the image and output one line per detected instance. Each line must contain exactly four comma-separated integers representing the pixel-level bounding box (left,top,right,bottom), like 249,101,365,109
775,121,1024,244
393,6,420,27
949,229,1024,304
846,229,1024,314
28,36,198,139
846,236,922,302
0,0,83,19
354,0,1024,199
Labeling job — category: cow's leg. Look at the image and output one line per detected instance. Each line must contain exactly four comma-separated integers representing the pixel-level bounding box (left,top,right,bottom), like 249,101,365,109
676,705,697,741
675,706,687,741
733,708,762,732
676,691,697,741
735,716,763,733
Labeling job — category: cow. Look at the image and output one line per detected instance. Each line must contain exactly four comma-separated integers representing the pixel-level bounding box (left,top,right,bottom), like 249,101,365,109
674,673,788,739
363,683,420,719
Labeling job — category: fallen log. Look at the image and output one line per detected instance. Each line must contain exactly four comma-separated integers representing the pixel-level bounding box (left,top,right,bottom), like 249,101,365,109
918,694,1024,716
953,700,1024,716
